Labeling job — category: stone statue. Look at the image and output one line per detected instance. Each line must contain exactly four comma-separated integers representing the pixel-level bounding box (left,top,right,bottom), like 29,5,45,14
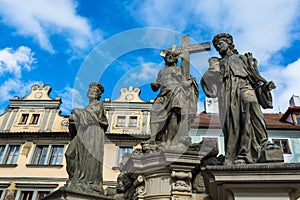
145,50,198,150
65,82,108,194
201,33,282,165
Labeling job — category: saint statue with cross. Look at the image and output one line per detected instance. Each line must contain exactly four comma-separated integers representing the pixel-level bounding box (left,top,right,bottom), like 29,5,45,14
144,35,210,150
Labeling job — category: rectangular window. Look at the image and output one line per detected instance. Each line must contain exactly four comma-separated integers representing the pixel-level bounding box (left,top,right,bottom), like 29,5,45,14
17,189,52,200
0,145,5,163
20,191,33,200
30,114,40,125
117,116,126,127
49,145,64,165
295,114,300,125
118,146,133,165
19,114,29,125
129,116,138,127
0,145,20,164
31,145,64,165
273,139,291,154
32,145,48,165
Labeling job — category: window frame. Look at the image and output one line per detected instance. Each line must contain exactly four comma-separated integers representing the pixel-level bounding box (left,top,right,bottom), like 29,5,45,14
116,146,133,167
272,138,292,154
129,116,138,127
29,144,65,166
15,188,53,200
294,113,300,126
0,144,21,165
30,114,40,125
19,113,29,125
114,115,140,128
116,116,126,127
0,189,5,200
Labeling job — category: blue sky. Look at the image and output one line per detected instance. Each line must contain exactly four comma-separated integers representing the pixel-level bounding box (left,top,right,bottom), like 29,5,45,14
0,0,299,115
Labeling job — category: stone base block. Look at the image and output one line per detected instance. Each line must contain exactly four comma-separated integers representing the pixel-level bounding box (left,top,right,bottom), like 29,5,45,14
258,148,284,163
41,186,114,200
171,191,192,200
202,163,300,200
120,149,208,200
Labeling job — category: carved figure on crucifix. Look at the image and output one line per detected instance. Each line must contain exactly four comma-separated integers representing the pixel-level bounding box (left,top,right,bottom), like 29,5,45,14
147,50,198,148
143,35,210,151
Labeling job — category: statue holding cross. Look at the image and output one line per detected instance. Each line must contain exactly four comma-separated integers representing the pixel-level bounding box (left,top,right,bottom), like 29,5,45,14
143,35,210,151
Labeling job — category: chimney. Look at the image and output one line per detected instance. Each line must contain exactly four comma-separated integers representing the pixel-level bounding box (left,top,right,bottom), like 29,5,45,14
289,95,300,106
204,97,219,114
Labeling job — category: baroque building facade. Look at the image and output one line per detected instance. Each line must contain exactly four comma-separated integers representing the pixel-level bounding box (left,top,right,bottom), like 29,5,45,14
0,83,300,200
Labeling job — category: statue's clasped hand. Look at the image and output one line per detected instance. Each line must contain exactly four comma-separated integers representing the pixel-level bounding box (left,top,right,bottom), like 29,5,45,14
262,81,276,92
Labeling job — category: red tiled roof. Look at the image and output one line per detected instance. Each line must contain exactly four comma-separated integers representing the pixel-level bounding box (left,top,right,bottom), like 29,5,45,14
192,112,220,128
192,111,300,130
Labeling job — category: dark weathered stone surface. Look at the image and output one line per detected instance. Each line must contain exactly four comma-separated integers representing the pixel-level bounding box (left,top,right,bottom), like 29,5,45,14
202,162,300,200
64,82,108,194
201,33,283,165
143,35,210,153
42,186,114,200
116,139,221,200
118,150,202,199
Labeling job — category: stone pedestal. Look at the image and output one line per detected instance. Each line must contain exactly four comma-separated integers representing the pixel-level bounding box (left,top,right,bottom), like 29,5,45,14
202,162,300,200
42,186,115,200
121,149,206,200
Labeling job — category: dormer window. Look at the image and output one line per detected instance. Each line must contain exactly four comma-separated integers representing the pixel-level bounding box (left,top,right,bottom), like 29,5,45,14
19,114,29,125
129,116,138,127
295,114,300,125
30,114,40,125
117,116,126,127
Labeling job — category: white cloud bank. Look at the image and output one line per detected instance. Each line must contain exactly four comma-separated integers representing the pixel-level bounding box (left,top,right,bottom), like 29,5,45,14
0,46,37,105
0,0,102,53
0,46,35,78
56,86,85,114
0,46,81,115
130,0,300,113
263,59,300,113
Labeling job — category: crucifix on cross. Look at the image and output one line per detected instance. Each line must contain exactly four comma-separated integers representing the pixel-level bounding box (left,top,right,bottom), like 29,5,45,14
162,35,211,78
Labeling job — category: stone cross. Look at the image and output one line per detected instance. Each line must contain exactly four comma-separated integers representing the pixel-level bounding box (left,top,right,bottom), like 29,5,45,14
164,35,211,78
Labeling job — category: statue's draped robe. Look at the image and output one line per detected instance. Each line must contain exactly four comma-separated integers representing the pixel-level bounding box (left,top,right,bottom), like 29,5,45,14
66,101,108,191
201,54,271,164
151,65,198,142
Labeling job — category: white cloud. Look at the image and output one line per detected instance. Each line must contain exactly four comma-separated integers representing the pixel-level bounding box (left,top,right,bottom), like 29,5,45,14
57,86,85,115
0,46,35,78
194,0,299,64
261,59,300,113
0,46,37,113
0,79,37,103
129,0,195,31
131,0,299,65
131,0,300,113
128,62,160,82
0,0,102,53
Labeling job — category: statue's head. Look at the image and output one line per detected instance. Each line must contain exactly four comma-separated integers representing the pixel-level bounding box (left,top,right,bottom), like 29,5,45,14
163,51,179,66
87,82,104,100
212,33,237,55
